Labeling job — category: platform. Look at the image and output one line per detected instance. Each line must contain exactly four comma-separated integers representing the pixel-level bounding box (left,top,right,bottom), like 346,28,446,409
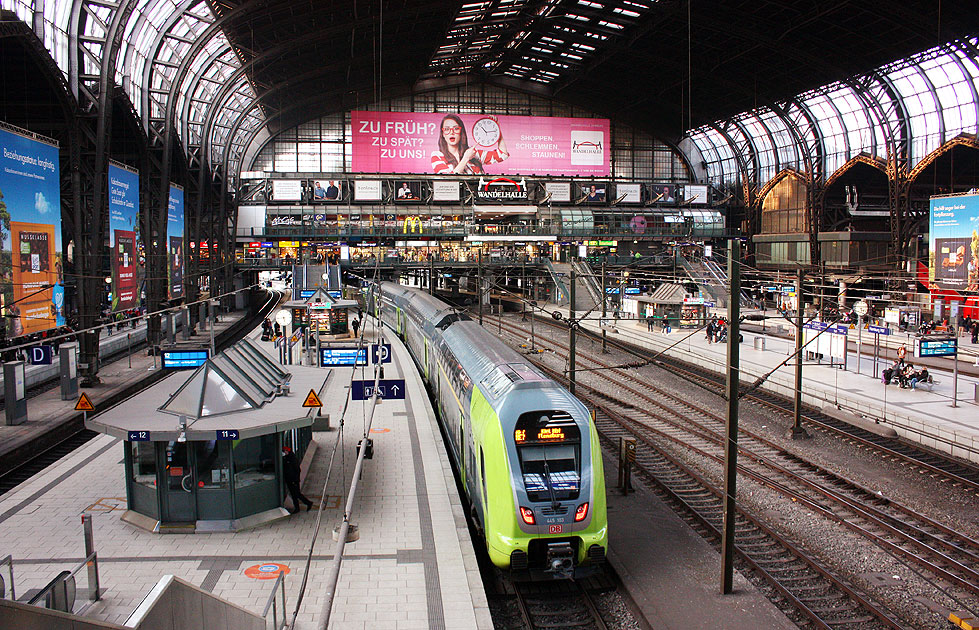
574,311,979,464
0,321,492,629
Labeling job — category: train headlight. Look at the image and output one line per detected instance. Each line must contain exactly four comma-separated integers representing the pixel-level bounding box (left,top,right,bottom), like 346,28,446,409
519,507,535,525
574,502,589,522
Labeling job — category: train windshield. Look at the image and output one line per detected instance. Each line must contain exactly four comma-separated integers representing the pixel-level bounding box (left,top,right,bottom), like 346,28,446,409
514,412,581,502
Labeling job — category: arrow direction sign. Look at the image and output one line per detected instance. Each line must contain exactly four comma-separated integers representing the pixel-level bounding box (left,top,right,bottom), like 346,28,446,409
351,379,407,401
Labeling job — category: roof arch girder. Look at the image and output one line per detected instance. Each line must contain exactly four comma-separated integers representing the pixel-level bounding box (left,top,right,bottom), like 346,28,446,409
824,152,888,190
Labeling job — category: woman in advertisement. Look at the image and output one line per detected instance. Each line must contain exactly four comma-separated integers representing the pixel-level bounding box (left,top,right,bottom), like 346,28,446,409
431,114,508,175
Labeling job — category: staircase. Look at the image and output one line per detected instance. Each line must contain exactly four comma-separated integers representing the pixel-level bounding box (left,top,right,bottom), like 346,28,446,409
543,259,571,305
677,255,754,308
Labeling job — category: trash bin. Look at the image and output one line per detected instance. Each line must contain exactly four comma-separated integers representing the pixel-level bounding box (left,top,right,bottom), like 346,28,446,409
753,337,766,351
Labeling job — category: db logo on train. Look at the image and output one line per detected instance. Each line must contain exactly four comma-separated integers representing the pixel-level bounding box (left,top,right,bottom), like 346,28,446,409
549,525,563,534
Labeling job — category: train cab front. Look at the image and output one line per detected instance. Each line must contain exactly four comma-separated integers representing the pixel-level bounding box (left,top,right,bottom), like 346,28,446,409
504,410,608,580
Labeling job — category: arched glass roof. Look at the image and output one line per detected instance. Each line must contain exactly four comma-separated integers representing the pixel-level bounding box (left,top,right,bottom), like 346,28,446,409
687,38,979,188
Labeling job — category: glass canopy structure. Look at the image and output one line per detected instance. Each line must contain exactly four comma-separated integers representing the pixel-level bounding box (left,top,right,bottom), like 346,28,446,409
687,38,979,190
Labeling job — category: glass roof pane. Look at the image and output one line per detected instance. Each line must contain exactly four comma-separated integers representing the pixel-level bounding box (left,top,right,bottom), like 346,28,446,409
200,367,254,417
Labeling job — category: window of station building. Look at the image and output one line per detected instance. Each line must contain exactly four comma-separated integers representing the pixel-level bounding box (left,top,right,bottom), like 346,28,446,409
761,175,807,234
233,434,277,488
196,440,231,489
130,441,156,488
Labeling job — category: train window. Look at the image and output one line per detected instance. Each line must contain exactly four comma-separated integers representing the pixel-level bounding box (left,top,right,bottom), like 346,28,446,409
517,444,581,502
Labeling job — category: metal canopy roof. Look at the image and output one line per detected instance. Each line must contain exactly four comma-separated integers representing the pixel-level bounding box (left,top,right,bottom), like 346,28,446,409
11,0,979,171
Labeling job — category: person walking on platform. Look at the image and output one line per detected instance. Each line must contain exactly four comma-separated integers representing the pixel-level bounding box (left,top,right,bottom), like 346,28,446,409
351,318,360,338
972,321,978,345
646,315,654,332
281,446,313,513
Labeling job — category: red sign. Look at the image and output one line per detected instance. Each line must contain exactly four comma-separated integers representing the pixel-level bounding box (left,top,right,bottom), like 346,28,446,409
549,524,563,534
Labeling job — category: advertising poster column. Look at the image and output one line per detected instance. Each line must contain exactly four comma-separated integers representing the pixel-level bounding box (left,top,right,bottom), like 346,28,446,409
109,163,140,311
0,127,63,338
168,184,185,300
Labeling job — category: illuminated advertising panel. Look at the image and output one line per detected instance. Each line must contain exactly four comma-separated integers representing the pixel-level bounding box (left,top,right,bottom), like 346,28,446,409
0,127,63,336
351,111,610,176
432,180,461,202
168,184,185,299
929,194,979,292
108,163,140,310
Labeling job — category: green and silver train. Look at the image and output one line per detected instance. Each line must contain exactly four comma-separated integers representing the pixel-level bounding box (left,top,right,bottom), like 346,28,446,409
374,282,607,578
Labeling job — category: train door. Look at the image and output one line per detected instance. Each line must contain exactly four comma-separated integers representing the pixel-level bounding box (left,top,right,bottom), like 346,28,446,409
423,339,429,379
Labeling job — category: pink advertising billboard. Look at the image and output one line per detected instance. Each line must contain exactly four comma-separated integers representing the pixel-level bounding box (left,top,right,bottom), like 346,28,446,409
351,111,610,177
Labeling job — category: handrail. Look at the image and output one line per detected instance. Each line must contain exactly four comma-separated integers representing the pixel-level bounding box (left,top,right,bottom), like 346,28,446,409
0,554,14,600
261,571,288,630
26,551,97,612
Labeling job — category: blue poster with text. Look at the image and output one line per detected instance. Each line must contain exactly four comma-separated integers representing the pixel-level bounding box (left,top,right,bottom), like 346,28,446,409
109,163,140,310
168,184,185,299
0,127,63,337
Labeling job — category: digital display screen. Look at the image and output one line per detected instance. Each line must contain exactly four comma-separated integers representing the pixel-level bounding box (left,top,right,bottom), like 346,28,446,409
320,347,367,366
515,427,567,443
161,350,209,369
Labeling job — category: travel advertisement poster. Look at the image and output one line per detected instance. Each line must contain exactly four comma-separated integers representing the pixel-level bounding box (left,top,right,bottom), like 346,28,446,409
168,184,185,299
108,163,140,310
0,127,63,337
929,193,979,292
351,111,610,177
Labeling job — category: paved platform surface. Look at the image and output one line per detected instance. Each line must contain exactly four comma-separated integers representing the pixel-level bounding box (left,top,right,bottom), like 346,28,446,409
0,320,491,629
0,314,241,463
573,311,979,464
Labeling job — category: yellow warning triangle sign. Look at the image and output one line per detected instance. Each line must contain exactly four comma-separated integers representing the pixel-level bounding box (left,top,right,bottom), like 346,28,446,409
75,392,95,412
302,389,323,408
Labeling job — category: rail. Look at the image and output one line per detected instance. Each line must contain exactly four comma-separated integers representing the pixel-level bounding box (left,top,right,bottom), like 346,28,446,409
261,571,288,630
26,551,99,613
0,554,14,600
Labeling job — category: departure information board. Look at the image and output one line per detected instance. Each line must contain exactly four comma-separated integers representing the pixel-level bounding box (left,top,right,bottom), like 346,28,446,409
161,349,209,369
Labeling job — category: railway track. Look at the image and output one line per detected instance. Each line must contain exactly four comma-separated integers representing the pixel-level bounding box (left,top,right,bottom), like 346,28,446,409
487,314,979,628
512,579,610,630
503,313,979,494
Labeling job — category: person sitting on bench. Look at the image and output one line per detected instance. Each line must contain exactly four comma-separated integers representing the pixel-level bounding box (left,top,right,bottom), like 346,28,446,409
910,367,931,390
898,363,916,388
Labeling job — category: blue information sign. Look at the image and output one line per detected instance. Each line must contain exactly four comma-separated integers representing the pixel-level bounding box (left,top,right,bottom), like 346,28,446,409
371,343,392,364
128,431,151,441
161,349,209,369
351,379,406,400
917,338,957,357
703,301,715,308
216,430,239,440
765,286,779,292
867,324,890,335
30,345,54,365
320,347,367,366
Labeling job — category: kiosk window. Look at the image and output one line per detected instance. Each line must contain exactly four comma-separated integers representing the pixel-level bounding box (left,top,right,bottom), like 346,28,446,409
130,442,156,487
196,441,230,489
233,434,277,487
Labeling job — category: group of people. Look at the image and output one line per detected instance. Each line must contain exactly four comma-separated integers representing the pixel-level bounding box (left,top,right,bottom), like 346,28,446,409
882,359,931,390
705,317,728,344
261,317,281,341
963,316,979,344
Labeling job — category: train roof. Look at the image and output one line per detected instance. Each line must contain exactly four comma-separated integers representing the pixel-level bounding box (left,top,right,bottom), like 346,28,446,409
380,282,463,327
442,321,557,403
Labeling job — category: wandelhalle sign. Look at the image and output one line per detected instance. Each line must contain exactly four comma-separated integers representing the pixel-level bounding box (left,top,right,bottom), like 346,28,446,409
351,111,610,177
475,177,528,201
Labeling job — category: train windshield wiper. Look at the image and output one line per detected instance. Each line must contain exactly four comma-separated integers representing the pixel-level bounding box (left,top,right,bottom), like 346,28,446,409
541,446,560,511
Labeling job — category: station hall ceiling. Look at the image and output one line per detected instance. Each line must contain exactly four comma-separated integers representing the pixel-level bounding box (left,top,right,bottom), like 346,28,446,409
206,0,979,141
